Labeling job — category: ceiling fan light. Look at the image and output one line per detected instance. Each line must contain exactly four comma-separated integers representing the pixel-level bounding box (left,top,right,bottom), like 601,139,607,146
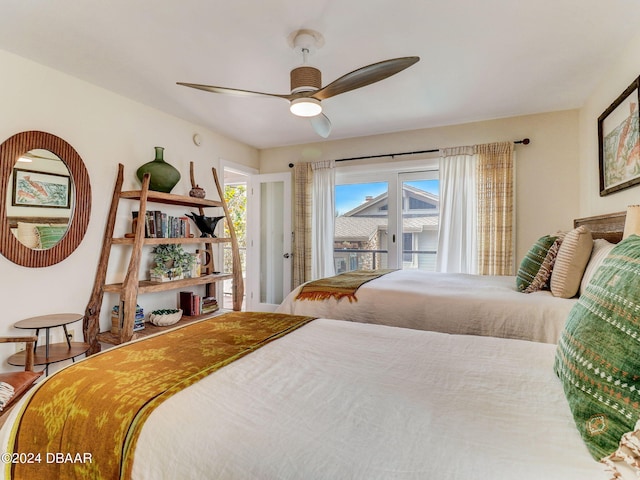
290,98,322,117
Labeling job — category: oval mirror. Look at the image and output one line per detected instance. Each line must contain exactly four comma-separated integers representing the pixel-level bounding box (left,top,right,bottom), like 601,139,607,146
11,148,71,249
0,131,91,267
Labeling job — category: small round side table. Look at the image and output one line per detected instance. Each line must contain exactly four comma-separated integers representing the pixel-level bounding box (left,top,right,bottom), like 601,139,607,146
8,313,90,375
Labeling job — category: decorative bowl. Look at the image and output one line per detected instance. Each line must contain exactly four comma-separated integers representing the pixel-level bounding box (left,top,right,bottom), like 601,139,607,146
149,309,182,327
189,185,206,199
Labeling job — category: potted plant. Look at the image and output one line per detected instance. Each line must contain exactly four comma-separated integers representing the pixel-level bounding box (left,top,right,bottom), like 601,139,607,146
150,244,195,282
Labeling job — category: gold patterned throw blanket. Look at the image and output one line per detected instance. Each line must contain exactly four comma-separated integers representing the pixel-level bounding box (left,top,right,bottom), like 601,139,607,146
295,269,396,302
7,312,315,480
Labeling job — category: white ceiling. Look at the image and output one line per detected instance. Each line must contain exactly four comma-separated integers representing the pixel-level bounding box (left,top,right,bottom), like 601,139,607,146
0,0,639,149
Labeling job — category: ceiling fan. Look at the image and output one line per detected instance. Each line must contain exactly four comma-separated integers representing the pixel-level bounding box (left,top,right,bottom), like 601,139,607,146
177,29,420,138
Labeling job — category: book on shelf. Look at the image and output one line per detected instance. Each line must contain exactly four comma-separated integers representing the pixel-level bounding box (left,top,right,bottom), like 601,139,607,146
179,291,195,316
154,211,163,238
111,304,145,334
179,292,219,316
201,296,219,314
192,294,201,316
147,212,156,238
132,211,192,239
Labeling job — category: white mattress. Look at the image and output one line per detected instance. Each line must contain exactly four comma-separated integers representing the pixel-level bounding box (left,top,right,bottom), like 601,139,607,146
0,319,606,479
276,270,577,344
127,319,603,479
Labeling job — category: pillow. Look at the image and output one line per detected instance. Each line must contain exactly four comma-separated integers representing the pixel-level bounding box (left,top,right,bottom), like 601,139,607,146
16,222,49,249
35,225,67,249
515,235,558,291
554,234,640,470
523,238,561,293
579,238,616,295
549,225,593,298
0,381,14,411
602,421,640,479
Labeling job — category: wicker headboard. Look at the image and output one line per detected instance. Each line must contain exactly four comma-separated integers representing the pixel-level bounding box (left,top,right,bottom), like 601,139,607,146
574,211,626,244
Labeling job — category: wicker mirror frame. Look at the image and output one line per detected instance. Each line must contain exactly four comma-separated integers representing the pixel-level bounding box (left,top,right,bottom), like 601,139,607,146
0,131,91,267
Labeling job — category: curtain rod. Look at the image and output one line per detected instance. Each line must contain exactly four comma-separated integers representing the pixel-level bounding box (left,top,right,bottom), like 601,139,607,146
288,138,530,168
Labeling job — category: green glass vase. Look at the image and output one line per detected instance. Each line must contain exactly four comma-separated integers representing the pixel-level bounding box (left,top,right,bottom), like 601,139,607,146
136,146,181,193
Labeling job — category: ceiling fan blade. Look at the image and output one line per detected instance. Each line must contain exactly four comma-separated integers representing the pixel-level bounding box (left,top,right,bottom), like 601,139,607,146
177,82,293,100
312,56,419,101
310,113,332,138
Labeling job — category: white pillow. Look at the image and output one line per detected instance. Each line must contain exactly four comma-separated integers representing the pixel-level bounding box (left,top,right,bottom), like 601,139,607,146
602,420,640,480
549,225,593,298
16,222,49,249
579,238,616,295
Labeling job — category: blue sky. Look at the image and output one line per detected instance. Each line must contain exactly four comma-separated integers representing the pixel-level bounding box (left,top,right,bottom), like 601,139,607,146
336,180,439,216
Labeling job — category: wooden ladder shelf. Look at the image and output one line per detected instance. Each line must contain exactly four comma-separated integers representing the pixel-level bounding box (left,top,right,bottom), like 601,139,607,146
83,163,244,354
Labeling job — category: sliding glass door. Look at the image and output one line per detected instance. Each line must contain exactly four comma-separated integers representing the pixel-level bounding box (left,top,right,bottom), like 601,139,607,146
399,172,440,270
334,181,390,273
335,162,439,271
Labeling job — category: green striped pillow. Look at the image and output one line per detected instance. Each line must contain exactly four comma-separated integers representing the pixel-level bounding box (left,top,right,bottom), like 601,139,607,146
35,225,67,249
554,234,640,462
515,235,558,291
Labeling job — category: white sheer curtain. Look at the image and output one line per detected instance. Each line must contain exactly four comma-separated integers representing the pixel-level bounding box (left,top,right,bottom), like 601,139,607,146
436,146,477,274
311,160,336,279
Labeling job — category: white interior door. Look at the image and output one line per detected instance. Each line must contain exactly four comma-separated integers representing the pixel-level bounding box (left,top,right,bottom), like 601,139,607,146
246,172,292,311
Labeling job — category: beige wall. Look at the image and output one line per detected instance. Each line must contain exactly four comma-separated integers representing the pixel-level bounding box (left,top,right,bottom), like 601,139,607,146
259,110,581,264
2,26,638,371
0,49,258,367
579,32,640,216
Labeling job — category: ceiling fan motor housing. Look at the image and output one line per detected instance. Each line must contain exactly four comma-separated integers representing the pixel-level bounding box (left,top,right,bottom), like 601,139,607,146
290,66,321,94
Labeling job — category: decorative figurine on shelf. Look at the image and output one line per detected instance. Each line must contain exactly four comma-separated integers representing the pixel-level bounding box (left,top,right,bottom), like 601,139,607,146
185,213,224,237
136,146,181,193
189,185,206,198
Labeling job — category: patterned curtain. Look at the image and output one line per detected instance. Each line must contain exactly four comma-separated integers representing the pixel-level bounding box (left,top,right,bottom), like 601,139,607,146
475,141,514,275
292,163,312,287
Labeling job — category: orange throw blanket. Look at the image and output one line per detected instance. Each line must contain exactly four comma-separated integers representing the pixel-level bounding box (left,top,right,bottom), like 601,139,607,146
295,269,396,302
8,312,315,480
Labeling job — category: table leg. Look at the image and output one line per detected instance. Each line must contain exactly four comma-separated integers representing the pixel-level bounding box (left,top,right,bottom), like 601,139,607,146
62,325,72,349
45,327,50,360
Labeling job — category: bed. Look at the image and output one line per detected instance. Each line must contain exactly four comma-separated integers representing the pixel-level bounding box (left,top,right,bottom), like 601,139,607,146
276,212,626,344
2,212,636,480
277,269,576,343
0,312,612,480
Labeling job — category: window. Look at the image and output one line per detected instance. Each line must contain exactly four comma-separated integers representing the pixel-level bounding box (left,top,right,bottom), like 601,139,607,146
403,232,414,263
334,158,439,272
400,175,440,271
334,181,389,273
408,197,435,210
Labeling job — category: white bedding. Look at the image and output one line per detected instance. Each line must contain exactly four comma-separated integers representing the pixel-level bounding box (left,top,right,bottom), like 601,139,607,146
132,319,604,479
277,270,577,344
0,319,606,479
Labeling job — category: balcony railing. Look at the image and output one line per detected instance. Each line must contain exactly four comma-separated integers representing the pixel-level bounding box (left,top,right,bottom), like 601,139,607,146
333,248,437,273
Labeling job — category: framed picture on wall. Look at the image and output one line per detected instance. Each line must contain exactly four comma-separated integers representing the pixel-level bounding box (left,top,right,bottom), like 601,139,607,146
598,75,640,196
11,168,71,208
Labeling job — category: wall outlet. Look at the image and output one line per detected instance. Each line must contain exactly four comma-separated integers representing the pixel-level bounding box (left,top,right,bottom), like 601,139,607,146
15,342,26,353
67,329,75,342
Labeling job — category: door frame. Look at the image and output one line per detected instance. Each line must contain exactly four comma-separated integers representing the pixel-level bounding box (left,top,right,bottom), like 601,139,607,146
245,171,292,311
220,160,258,310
